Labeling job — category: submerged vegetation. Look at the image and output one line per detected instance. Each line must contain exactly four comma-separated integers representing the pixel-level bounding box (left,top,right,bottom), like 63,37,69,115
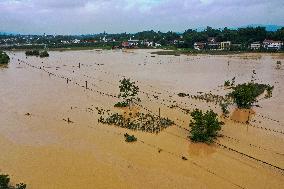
229,82,274,109
25,50,40,56
26,50,49,58
189,109,223,143
0,173,26,189
124,133,137,142
39,50,49,58
224,77,236,87
99,111,174,133
0,51,10,64
276,61,282,70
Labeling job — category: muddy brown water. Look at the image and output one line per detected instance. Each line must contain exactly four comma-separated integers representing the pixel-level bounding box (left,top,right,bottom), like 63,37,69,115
0,49,284,188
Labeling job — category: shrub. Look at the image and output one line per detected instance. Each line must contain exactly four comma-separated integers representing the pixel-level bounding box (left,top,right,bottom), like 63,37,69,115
229,83,273,109
39,51,49,58
189,109,223,143
114,101,129,107
124,133,137,142
25,50,40,56
224,80,230,87
219,100,230,116
0,51,10,64
0,174,26,189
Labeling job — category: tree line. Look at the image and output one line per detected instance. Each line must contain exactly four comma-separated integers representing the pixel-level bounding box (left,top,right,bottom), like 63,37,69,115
1,26,283,49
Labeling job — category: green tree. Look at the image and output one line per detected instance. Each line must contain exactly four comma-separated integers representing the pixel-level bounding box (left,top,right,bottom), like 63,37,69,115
0,51,10,64
229,83,273,109
39,50,49,58
116,78,140,107
189,109,223,143
0,174,26,189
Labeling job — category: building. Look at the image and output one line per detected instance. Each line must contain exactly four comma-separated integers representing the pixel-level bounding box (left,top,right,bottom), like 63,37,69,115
207,37,220,49
220,41,231,50
250,42,261,50
194,42,206,50
121,41,130,48
263,39,283,50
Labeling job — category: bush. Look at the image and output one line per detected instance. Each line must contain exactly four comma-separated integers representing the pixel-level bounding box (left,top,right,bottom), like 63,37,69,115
0,174,26,189
219,100,230,116
189,109,223,143
229,82,274,109
0,51,10,64
114,101,129,108
39,51,49,58
25,50,40,56
124,133,137,142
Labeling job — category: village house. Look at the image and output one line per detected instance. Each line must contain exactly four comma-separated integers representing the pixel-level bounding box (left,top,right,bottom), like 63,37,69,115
220,41,231,50
250,42,261,50
207,37,220,49
263,39,283,50
194,42,206,50
121,41,130,48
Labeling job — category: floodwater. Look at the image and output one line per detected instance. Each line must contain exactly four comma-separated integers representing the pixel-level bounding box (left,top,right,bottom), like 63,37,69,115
0,49,283,188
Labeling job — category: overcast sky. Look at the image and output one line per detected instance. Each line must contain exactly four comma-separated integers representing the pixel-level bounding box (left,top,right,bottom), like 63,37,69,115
0,0,283,34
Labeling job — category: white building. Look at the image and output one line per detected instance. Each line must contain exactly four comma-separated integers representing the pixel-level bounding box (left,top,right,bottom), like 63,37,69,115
250,42,261,50
194,42,206,50
263,39,283,50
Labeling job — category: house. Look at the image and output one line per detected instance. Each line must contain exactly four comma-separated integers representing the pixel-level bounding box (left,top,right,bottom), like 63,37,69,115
250,42,261,50
220,41,231,50
194,42,206,50
263,39,283,50
207,37,220,49
128,39,140,46
121,41,130,48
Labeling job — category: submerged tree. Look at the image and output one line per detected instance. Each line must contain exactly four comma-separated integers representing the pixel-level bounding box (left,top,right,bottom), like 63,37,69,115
0,174,26,189
189,109,223,143
39,50,49,58
0,51,10,64
115,78,140,107
25,50,40,56
229,83,274,109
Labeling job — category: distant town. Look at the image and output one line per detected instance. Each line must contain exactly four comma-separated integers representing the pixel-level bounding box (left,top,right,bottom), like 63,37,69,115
0,26,283,52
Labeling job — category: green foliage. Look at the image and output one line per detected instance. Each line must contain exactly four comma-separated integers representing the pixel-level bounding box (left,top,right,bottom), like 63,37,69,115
229,83,274,109
39,50,49,58
0,174,26,189
114,101,129,108
219,99,231,116
98,111,174,133
0,51,10,64
117,78,140,107
224,77,235,87
189,109,223,143
25,50,40,56
124,133,137,142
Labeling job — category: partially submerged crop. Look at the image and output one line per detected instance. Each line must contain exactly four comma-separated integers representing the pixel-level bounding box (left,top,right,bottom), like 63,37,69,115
98,110,174,133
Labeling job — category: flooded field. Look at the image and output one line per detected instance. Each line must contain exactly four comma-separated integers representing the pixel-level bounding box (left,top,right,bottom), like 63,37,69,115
0,49,284,188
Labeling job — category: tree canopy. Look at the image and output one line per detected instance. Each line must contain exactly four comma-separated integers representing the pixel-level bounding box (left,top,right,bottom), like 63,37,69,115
0,51,10,64
189,109,223,143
